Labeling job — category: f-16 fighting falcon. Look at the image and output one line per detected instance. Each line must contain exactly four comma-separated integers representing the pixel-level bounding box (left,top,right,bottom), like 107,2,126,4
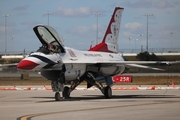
16,7,174,101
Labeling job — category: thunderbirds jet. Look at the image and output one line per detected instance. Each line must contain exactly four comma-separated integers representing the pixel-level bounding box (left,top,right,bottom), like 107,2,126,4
15,7,172,101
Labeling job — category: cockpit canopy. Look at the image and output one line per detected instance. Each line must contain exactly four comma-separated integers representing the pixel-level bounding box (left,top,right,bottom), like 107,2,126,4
33,25,65,53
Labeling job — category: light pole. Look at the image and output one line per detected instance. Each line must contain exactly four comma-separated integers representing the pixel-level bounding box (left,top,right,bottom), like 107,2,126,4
90,40,94,48
11,35,14,54
143,14,153,52
138,34,143,44
129,37,138,52
93,12,101,45
133,38,138,52
138,34,143,52
170,32,173,52
149,34,152,51
45,12,52,26
129,37,132,42
3,14,10,55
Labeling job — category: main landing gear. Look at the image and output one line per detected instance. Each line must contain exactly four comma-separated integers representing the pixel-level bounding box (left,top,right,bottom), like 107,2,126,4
54,87,70,101
52,71,113,101
52,79,82,101
54,88,70,101
85,72,113,99
62,86,70,99
104,86,112,98
54,85,112,101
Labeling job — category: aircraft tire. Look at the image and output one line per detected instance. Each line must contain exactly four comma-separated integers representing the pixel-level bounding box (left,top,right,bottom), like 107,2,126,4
55,92,60,101
63,86,70,99
104,86,112,99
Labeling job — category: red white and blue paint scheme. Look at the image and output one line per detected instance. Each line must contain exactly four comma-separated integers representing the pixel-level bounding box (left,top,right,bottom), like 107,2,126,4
16,7,172,101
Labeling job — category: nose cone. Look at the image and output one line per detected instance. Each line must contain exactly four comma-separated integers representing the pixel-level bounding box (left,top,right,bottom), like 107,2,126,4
17,60,39,70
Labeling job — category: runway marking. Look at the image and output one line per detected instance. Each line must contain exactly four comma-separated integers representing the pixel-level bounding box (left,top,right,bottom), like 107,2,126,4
17,100,180,120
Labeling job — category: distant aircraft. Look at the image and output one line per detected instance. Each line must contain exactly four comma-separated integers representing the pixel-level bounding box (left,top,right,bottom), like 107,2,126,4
14,7,174,101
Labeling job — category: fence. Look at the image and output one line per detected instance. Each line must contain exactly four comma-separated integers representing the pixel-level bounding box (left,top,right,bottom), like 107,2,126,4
0,48,180,56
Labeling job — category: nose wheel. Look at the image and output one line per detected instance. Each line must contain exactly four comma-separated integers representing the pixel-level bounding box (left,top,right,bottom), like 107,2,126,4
55,92,61,101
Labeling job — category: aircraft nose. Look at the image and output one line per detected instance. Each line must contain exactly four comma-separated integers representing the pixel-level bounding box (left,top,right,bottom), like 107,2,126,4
17,60,39,70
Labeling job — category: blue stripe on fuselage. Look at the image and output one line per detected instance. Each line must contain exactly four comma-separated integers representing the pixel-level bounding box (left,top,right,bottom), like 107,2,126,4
29,54,56,65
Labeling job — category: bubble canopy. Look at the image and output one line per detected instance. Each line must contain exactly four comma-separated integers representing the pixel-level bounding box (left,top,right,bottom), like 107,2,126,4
33,25,65,53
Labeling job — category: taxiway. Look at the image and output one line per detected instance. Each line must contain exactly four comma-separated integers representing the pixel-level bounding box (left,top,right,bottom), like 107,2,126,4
0,86,180,120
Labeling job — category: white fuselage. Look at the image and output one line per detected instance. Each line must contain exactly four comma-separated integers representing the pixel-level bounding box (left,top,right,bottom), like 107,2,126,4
20,46,125,81
61,47,125,80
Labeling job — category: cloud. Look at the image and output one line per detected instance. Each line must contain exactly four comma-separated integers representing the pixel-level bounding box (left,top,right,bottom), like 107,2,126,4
157,24,180,37
55,7,91,17
122,31,133,38
120,0,153,8
54,7,103,17
155,0,174,9
119,0,175,9
0,26,5,33
21,20,39,25
21,20,40,29
69,23,106,39
124,22,143,30
71,26,91,34
16,12,30,16
0,26,12,34
12,5,29,11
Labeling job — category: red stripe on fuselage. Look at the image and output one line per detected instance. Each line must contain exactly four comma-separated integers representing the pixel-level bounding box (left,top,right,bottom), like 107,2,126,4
88,42,112,53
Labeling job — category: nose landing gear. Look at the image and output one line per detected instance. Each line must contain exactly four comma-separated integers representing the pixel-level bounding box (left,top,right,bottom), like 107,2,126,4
51,80,64,101
55,92,61,101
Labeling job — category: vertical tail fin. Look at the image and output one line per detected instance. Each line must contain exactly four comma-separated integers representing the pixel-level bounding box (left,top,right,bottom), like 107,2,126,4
89,7,124,53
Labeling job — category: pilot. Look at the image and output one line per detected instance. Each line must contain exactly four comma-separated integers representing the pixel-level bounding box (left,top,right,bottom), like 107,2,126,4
49,44,53,50
49,44,55,53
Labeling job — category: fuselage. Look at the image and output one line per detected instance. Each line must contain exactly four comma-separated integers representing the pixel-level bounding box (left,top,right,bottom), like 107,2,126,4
17,46,125,81
17,17,126,82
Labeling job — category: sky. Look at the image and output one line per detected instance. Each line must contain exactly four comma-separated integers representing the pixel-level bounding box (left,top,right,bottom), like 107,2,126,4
0,0,180,54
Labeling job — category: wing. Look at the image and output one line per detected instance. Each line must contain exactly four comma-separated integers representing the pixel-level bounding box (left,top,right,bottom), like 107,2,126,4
66,60,178,64
95,60,180,71
125,64,164,71
0,63,18,68
63,59,180,71
96,60,177,64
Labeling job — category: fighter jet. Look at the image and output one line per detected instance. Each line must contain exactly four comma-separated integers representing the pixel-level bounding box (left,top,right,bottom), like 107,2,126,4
16,7,172,101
